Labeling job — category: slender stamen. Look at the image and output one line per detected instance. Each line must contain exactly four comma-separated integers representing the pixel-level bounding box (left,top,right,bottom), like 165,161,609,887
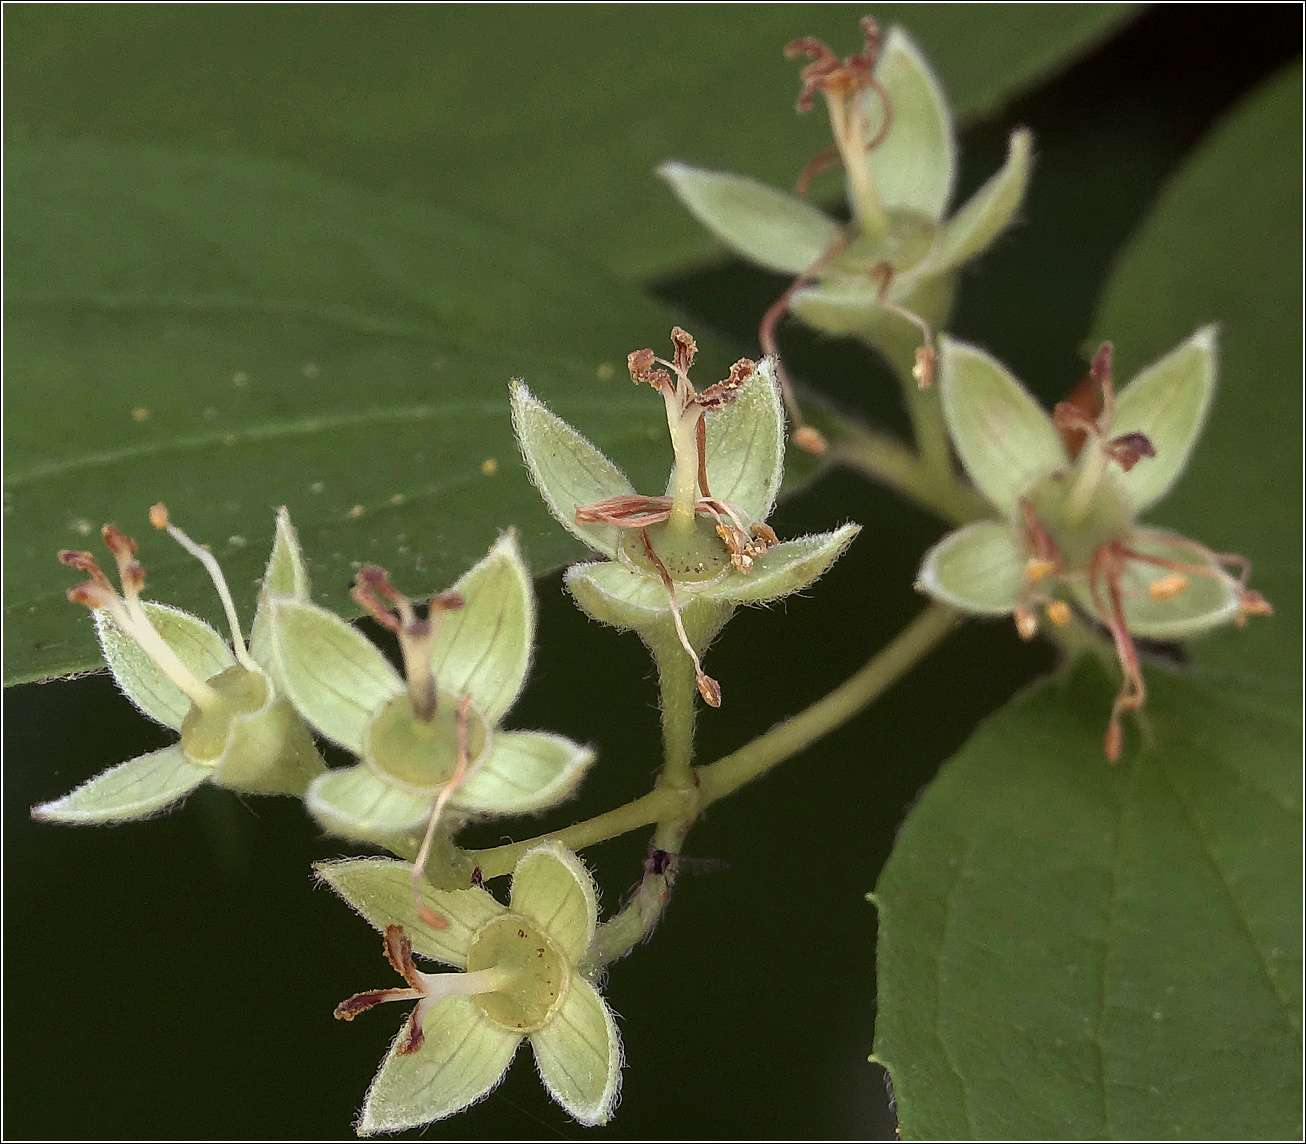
1089,544,1146,762
149,503,257,671
410,694,476,931
641,528,721,707
872,264,936,387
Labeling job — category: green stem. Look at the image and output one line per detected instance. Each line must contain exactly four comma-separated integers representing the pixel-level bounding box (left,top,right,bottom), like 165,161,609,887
465,604,959,879
649,623,699,791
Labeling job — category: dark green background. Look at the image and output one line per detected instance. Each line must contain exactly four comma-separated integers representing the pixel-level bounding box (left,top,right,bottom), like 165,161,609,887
5,7,1299,1138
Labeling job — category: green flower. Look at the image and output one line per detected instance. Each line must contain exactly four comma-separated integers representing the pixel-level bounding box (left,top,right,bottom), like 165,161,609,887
511,327,858,706
32,505,325,824
264,533,594,860
659,19,1031,446
320,842,621,1132
916,330,1272,759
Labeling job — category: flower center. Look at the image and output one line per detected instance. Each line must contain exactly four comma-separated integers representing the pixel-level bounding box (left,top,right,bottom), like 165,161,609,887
366,691,489,790
1024,468,1133,571
466,915,569,1033
618,516,734,584
179,665,270,763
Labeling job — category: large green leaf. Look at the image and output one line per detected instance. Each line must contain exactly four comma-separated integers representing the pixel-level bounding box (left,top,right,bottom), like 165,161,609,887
874,66,1302,1137
3,141,740,685
2,5,1138,279
873,663,1300,1139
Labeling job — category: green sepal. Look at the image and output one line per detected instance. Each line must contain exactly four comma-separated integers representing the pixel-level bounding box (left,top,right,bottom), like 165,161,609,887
431,531,533,725
30,744,210,824
306,764,434,843
711,524,860,604
656,161,840,276
529,975,622,1127
357,995,520,1135
1070,529,1242,639
565,561,734,646
458,732,595,816
509,379,634,558
1111,327,1217,514
939,335,1066,514
317,856,505,967
264,594,402,755
249,506,311,666
701,357,786,523
508,842,599,964
916,520,1024,614
931,127,1034,274
211,690,326,796
96,603,235,731
864,27,955,221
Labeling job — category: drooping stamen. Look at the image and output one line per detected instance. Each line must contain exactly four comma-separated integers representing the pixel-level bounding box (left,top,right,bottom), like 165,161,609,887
352,567,462,723
871,263,937,387
576,494,674,529
149,503,257,671
641,528,722,707
759,231,851,454
335,924,510,1056
1089,543,1147,762
59,530,220,712
409,693,476,932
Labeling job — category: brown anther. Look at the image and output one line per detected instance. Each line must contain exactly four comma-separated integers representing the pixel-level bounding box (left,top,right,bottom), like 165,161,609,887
1108,431,1157,472
1147,574,1189,602
785,16,882,112
1090,342,1114,389
751,522,778,548
1104,721,1124,763
698,673,723,707
351,565,405,633
1235,589,1274,626
148,503,170,530
670,326,698,376
912,345,937,388
628,348,672,391
1014,605,1039,641
697,358,756,411
793,425,829,455
333,988,414,1022
1045,600,1072,627
101,524,138,561
575,493,673,528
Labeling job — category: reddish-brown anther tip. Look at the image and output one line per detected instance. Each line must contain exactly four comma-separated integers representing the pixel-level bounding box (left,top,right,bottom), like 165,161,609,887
1109,431,1157,472
58,549,96,571
397,1007,426,1056
1091,342,1114,385
698,674,723,708
670,326,698,374
101,524,137,559
1104,721,1124,763
429,590,464,614
148,503,170,530
627,348,656,378
793,425,828,455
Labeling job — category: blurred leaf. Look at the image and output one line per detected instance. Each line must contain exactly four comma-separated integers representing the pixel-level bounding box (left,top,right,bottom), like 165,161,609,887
873,662,1300,1139
874,66,1302,1137
3,140,741,685
3,5,1139,279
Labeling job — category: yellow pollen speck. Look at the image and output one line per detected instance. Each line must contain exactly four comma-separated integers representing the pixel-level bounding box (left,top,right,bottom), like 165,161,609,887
131,407,150,422
596,361,616,380
348,505,366,519
481,458,499,477
1024,558,1056,583
233,372,249,386
1045,600,1071,627
1148,574,1188,602
389,493,405,506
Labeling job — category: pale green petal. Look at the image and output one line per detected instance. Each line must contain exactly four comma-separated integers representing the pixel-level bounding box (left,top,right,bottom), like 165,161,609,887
249,506,311,665
709,524,860,604
96,603,235,730
357,996,521,1135
565,561,667,630
1110,327,1217,514
264,594,402,754
307,764,433,842
430,532,533,725
700,358,786,524
657,161,840,275
30,744,209,824
1069,528,1242,639
530,976,622,1126
457,732,594,817
930,127,1034,274
508,842,599,962
939,337,1065,514
864,27,955,220
788,277,880,337
916,521,1024,614
509,380,635,558
316,856,504,966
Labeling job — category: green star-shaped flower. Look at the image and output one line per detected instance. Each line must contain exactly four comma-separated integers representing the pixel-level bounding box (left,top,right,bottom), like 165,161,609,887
511,327,857,705
32,505,325,823
320,842,621,1132
264,533,595,853
915,330,1272,758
